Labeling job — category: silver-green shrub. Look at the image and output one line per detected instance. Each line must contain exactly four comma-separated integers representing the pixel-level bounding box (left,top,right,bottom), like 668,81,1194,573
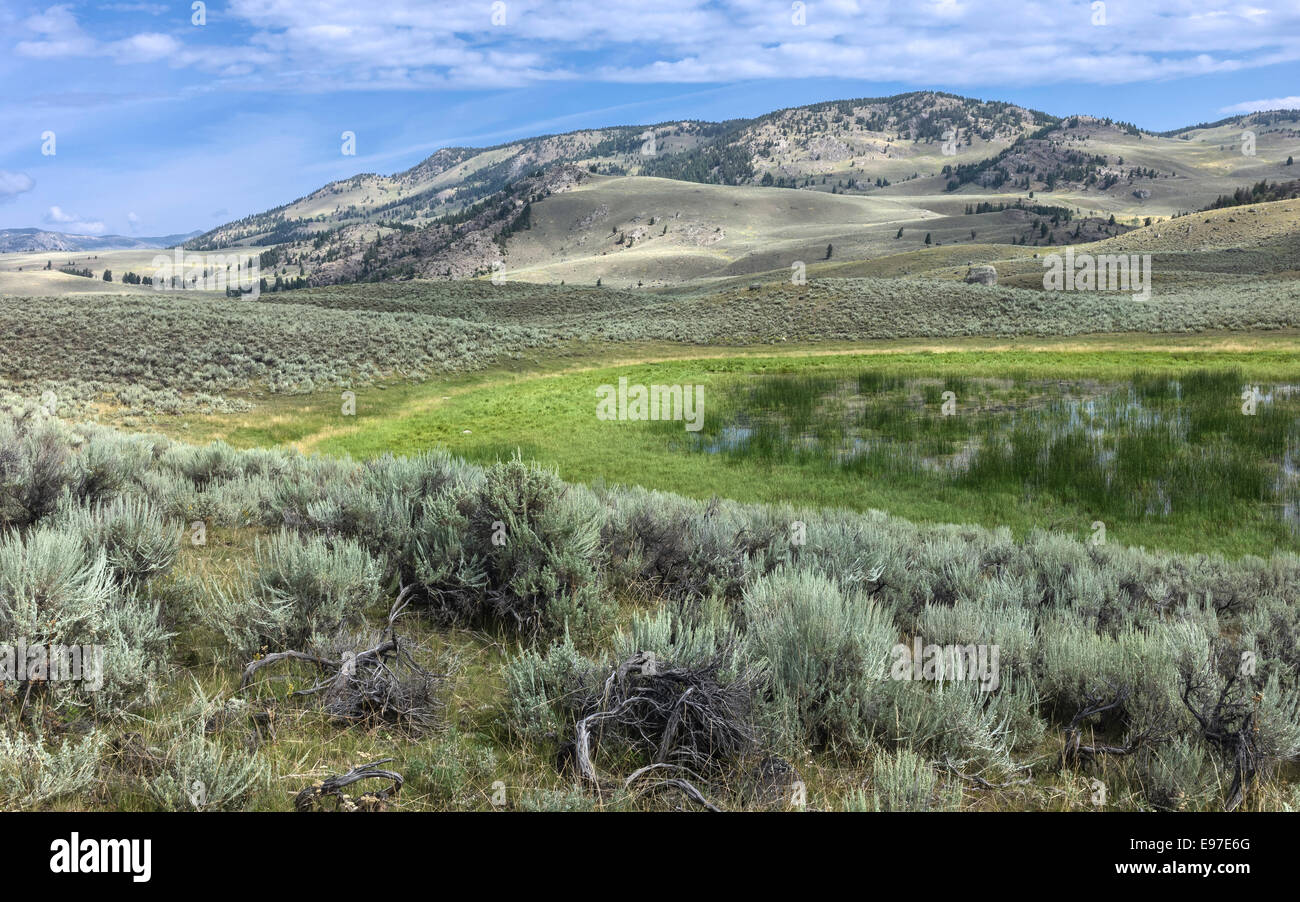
862,746,963,812
505,630,599,742
146,713,269,812
743,567,896,752
0,417,75,529
60,495,180,587
1137,737,1218,811
0,526,171,712
879,678,1016,775
0,728,103,810
203,529,381,659
417,456,610,638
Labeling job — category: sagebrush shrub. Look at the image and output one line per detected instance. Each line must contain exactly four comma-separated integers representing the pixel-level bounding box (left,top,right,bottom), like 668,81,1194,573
1137,737,1217,811
411,488,486,619
304,483,412,574
0,728,102,810
1242,673,1300,766
0,526,170,712
0,418,75,529
404,727,499,808
505,630,599,742
743,567,897,752
417,456,610,637
613,596,744,672
917,584,1036,673
880,678,1016,775
600,486,786,603
1036,612,1187,726
134,468,200,521
72,426,154,506
203,529,381,659
60,495,180,586
158,441,241,489
147,719,269,812
863,746,963,812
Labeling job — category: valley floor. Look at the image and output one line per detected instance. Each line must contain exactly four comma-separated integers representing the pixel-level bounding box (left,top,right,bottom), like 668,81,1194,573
3,274,1300,814
157,331,1300,557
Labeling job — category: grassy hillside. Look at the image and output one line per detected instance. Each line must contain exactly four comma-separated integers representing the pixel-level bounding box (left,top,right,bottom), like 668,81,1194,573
945,112,1300,218
499,175,940,285
151,96,1298,295
0,246,274,298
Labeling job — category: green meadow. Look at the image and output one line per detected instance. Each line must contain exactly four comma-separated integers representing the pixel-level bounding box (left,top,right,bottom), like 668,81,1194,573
174,344,1300,558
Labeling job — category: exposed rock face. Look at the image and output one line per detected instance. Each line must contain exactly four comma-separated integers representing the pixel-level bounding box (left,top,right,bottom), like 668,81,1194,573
964,264,998,286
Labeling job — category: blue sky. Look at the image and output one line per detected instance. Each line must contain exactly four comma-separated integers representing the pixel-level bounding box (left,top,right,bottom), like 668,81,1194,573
2,0,1299,236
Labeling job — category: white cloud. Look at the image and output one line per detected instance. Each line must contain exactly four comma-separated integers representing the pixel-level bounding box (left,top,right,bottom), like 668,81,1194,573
109,33,182,63
0,170,36,202
8,1,1300,90
1221,96,1300,113
15,5,187,66
44,205,106,234
14,4,96,58
101,3,168,13
211,0,1300,89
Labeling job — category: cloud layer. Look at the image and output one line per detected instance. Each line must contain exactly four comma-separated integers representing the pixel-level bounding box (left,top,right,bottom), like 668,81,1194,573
11,1,1300,90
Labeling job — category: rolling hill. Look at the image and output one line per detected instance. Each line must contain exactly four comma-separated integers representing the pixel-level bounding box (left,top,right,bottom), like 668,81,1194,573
184,92,1053,250
17,92,1291,295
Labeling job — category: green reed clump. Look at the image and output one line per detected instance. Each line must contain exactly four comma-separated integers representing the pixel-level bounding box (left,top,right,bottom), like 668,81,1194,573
688,367,1299,530
855,370,905,394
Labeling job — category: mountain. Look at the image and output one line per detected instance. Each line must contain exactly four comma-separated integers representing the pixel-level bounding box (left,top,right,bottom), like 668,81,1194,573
942,111,1300,209
0,229,201,253
183,92,1300,291
187,93,1052,250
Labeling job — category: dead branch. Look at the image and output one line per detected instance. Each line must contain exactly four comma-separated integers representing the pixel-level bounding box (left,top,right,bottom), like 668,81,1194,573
624,763,721,811
237,587,443,733
239,650,333,691
944,760,1033,791
1179,650,1261,812
565,651,757,809
1060,686,1157,765
295,759,404,812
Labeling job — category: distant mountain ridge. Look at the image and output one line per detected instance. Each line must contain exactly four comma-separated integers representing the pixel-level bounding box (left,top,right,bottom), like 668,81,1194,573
0,228,201,253
186,92,1056,251
177,91,1300,291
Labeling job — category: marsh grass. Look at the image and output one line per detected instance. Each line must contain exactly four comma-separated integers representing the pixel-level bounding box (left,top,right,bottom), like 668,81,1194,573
154,342,1300,555
687,366,1300,530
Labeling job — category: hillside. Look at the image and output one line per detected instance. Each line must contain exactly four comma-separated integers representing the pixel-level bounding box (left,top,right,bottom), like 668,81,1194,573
184,122,731,249
95,96,1300,293
946,112,1299,216
185,92,1050,250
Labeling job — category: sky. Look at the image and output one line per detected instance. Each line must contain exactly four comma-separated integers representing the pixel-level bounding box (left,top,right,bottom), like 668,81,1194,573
2,0,1299,236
